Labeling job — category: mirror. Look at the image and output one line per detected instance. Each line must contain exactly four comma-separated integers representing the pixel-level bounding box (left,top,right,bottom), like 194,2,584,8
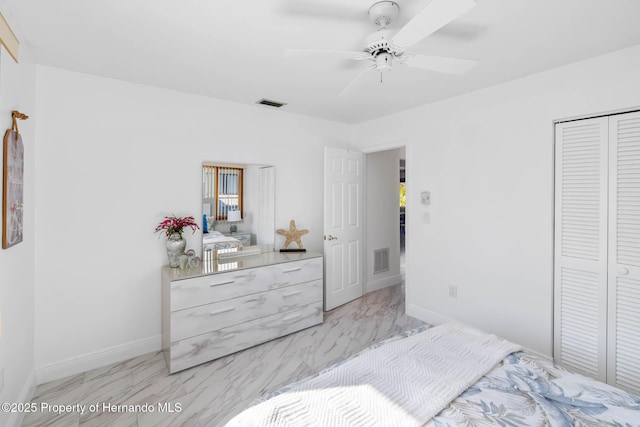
202,162,275,257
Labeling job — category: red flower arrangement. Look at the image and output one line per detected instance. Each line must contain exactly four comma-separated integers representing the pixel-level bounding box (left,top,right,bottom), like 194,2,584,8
155,215,200,238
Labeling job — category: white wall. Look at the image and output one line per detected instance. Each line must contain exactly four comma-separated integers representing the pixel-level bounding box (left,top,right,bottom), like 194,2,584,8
34,66,352,382
0,25,37,427
365,149,402,292
17,30,640,393
352,44,640,356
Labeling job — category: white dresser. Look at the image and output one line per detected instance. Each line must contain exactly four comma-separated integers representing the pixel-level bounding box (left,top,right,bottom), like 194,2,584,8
162,251,323,373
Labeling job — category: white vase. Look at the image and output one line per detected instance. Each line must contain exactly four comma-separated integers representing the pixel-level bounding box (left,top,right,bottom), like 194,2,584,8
165,233,186,268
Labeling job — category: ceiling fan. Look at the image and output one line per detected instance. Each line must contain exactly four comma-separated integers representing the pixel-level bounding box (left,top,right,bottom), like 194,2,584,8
285,0,478,95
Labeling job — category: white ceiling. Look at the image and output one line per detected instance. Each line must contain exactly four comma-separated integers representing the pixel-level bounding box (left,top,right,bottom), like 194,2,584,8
6,0,640,124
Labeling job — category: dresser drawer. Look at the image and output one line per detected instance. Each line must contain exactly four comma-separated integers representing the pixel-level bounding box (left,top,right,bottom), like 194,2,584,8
170,257,322,311
169,302,323,373
171,280,322,341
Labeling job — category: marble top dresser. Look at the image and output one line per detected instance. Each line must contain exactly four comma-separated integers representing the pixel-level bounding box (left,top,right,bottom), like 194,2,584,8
162,251,323,373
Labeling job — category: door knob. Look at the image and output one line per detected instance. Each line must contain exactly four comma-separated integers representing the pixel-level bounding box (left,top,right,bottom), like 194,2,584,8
324,235,338,241
618,267,629,276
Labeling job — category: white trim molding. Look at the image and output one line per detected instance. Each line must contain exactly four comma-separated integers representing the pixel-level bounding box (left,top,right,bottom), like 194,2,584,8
366,274,402,293
36,335,162,385
407,304,553,360
406,304,455,325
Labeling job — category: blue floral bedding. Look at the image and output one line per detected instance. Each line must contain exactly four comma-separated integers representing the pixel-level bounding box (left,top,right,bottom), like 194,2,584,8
429,351,640,426
245,326,640,426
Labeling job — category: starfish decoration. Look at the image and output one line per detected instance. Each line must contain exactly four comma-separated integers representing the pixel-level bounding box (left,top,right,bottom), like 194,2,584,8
277,220,309,250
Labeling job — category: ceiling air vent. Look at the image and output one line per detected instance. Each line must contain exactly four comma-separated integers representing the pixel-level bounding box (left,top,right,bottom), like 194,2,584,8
256,98,287,108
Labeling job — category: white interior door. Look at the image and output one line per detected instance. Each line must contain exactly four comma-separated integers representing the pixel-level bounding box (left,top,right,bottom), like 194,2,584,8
324,146,364,311
607,111,640,394
554,117,609,381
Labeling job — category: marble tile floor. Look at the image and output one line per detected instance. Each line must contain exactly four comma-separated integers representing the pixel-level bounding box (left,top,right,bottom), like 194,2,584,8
23,283,425,427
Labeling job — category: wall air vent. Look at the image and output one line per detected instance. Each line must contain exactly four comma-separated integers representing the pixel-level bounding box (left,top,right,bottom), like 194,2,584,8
256,98,287,108
374,248,390,274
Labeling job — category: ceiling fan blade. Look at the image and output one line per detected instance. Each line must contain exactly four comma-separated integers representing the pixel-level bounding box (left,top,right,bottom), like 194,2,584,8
400,54,477,75
390,0,476,49
284,49,370,61
339,65,375,97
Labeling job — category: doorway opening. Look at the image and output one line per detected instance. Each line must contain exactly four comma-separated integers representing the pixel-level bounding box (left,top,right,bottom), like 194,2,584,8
363,146,406,293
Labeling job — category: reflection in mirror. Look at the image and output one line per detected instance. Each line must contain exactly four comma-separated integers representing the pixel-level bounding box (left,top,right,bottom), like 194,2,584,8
203,165,243,221
202,162,275,259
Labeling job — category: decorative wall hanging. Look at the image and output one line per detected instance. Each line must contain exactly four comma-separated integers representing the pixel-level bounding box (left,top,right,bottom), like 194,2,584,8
0,11,20,63
2,111,28,249
277,219,308,252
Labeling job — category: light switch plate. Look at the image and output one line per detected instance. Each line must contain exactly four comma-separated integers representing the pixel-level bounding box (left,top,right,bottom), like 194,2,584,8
449,285,458,298
420,191,431,205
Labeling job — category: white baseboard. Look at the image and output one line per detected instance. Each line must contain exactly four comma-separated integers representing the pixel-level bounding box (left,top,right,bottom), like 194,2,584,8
7,370,36,427
406,304,455,325
36,335,162,385
366,274,402,293
406,305,554,360
521,346,553,360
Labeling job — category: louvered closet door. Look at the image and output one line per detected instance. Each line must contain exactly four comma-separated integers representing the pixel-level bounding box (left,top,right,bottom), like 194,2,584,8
607,111,640,394
554,117,608,382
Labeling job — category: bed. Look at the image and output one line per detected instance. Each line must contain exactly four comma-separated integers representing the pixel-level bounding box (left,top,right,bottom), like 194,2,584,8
203,231,243,253
226,323,640,426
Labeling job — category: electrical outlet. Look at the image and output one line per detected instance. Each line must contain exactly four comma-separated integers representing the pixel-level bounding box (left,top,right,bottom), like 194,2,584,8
448,285,458,298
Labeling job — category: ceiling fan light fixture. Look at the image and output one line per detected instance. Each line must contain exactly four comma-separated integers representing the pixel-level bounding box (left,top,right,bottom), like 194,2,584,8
375,52,393,71
366,29,403,58
285,0,478,95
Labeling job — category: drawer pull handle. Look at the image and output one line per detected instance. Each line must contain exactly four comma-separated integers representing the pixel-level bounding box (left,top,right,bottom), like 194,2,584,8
282,267,302,274
282,313,302,322
283,290,302,298
210,280,235,287
210,307,235,316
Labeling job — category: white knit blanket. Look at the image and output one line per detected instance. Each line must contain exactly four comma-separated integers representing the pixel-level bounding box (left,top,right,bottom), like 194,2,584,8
226,323,521,427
